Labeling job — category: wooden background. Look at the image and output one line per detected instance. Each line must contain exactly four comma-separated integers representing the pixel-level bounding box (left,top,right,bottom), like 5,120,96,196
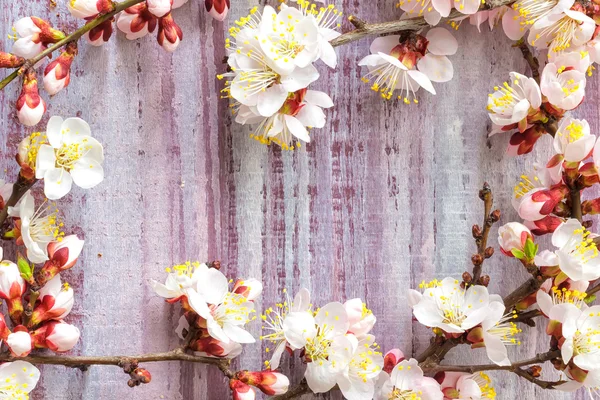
1,0,597,398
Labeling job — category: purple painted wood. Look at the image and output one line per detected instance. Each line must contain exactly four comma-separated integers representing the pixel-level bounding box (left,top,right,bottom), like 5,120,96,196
0,0,597,398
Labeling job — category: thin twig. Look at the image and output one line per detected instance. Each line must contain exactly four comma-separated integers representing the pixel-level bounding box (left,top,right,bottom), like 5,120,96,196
570,190,583,222
424,350,560,374
516,40,540,84
0,349,226,368
0,0,145,91
330,0,514,48
472,183,497,283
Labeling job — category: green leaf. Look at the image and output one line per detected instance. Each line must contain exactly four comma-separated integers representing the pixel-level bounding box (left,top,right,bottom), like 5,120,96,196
16,252,33,281
511,249,525,259
523,238,537,260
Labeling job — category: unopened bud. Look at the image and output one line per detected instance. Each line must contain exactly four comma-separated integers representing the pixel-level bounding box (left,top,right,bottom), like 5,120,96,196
471,254,483,266
479,275,490,287
479,183,491,200
132,368,151,384
527,365,542,378
462,272,472,284
472,224,482,238
207,260,221,270
490,209,501,222
0,52,24,68
484,247,494,258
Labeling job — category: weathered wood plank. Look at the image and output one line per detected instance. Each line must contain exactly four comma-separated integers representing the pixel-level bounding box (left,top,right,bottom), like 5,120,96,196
0,0,595,398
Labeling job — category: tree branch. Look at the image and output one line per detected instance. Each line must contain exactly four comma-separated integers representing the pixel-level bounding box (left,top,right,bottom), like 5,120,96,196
472,183,497,283
330,0,514,48
0,349,226,368
271,381,310,400
0,0,145,91
570,189,583,222
515,40,540,84
425,350,560,374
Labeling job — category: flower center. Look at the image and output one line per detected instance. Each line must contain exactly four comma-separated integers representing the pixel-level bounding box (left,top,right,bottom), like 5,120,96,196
513,0,558,26
388,388,422,400
304,326,333,363
260,290,292,344
551,286,587,308
531,15,579,53
570,227,599,263
212,293,252,326
28,201,64,243
558,121,585,142
513,174,539,199
473,372,497,399
487,80,525,114
54,140,92,171
487,311,522,345
573,316,600,357
298,2,341,31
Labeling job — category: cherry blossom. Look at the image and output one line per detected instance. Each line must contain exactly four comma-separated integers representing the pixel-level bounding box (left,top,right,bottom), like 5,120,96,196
553,117,595,162
150,261,208,302
551,219,600,281
260,288,311,370
7,330,32,357
9,192,64,264
376,358,443,400
337,335,384,400
529,7,595,54
0,361,40,398
32,275,74,324
344,298,376,338
38,234,85,285
487,72,542,132
502,0,574,41
43,43,77,96
436,371,498,399
116,4,158,40
296,1,342,68
409,277,491,334
35,116,105,200
187,267,259,345
236,89,333,150
68,0,114,19
541,52,589,111
359,28,456,104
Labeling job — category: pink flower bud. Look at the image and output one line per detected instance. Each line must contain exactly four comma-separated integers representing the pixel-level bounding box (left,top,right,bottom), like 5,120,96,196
37,235,85,286
524,215,564,236
11,17,65,60
43,42,77,96
497,222,533,257
7,329,32,357
16,70,46,127
383,349,404,373
189,331,243,358
344,298,376,337
147,0,173,18
230,380,256,400
31,275,74,325
232,279,263,301
518,186,569,222
205,0,230,21
237,370,289,396
0,260,26,324
116,4,158,40
85,18,114,46
68,0,114,19
45,321,80,352
157,13,183,52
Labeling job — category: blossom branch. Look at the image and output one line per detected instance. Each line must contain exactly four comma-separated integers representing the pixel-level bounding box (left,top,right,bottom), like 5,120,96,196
425,349,560,374
270,381,310,400
330,0,514,48
471,182,499,283
516,40,541,84
0,0,145,91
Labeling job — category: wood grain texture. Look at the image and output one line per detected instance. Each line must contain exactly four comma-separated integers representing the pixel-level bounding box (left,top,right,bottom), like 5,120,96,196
0,0,597,398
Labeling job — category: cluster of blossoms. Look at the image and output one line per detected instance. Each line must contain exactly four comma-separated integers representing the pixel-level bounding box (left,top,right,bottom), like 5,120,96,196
496,218,600,393
0,115,105,395
2,0,229,128
219,2,341,150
